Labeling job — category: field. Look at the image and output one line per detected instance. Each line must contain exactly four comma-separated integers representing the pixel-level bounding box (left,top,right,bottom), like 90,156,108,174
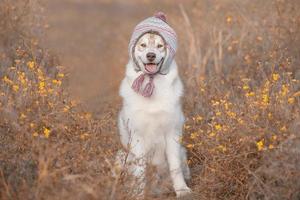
0,0,300,199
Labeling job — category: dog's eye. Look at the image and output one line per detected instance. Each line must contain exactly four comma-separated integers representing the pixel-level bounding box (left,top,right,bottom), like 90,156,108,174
157,44,163,48
140,43,146,47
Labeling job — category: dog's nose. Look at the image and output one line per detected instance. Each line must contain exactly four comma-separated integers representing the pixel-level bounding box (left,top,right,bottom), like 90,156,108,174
146,52,156,62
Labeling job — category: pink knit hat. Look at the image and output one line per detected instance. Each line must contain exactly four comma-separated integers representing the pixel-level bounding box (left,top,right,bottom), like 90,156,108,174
129,12,177,74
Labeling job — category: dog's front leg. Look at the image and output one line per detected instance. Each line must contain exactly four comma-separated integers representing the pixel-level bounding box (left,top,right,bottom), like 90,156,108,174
166,133,191,198
128,137,147,197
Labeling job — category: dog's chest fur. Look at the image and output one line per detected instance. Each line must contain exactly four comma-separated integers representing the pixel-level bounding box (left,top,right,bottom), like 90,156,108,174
119,61,184,161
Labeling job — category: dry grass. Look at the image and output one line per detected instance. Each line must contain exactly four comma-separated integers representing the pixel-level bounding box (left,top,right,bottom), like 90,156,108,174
0,0,300,200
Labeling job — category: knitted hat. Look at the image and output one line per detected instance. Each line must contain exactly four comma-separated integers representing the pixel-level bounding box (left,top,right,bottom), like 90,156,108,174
129,12,177,74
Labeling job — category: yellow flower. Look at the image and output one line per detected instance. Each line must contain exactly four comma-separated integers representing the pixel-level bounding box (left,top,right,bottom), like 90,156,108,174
272,73,280,81
262,94,269,105
238,118,244,124
245,92,255,97
215,111,221,116
20,113,26,119
293,91,300,97
63,105,70,112
226,16,232,23
268,113,272,119
256,140,264,151
243,85,249,90
33,132,39,137
280,126,287,132
52,79,62,86
58,73,64,78
43,127,51,138
268,144,274,149
190,132,198,139
211,100,220,106
281,84,289,96
226,111,236,118
39,81,45,90
27,61,35,69
215,124,222,131
217,145,226,152
12,85,19,92
3,76,13,84
288,97,295,104
80,133,89,140
186,144,194,148
30,123,35,128
209,132,216,137
184,125,191,130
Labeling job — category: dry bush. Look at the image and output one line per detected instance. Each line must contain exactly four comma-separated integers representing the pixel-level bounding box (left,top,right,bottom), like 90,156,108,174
178,0,300,199
0,0,300,200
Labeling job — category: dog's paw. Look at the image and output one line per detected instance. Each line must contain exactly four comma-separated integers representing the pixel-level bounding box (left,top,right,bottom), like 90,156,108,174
175,187,192,199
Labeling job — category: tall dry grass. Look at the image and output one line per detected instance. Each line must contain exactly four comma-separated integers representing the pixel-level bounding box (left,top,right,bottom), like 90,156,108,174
0,0,300,200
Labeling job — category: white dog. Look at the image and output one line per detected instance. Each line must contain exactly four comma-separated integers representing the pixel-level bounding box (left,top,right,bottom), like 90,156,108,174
117,12,191,198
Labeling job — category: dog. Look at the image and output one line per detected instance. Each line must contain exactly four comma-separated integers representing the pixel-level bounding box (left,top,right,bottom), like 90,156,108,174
117,12,191,198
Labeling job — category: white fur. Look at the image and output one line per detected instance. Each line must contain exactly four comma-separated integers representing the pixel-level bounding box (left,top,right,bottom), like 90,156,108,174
118,57,191,197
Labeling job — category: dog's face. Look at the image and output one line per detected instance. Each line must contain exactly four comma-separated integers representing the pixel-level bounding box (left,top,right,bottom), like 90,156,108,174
133,32,167,74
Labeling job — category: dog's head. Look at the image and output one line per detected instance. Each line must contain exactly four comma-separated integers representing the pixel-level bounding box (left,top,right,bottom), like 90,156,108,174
129,12,177,75
133,32,168,75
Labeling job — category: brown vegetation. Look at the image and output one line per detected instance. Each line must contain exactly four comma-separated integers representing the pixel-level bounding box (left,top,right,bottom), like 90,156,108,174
0,0,300,199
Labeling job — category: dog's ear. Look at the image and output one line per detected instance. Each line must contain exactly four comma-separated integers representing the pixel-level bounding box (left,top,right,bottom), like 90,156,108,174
159,46,171,75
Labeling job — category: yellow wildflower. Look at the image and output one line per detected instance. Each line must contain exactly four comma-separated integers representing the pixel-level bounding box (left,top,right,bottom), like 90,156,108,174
293,91,300,97
58,73,65,78
85,113,92,119
237,118,244,124
226,16,232,23
43,127,51,138
280,126,287,132
215,124,222,131
33,132,39,137
288,97,295,104
195,115,203,122
3,76,13,84
190,132,198,139
268,113,272,119
243,85,249,90
217,145,226,152
256,140,264,151
226,111,236,118
215,111,221,116
27,61,35,69
39,81,45,90
12,85,19,92
268,144,274,149
52,79,62,86
209,132,216,137
20,113,26,119
80,133,89,140
211,100,220,106
245,92,255,97
262,94,269,105
281,84,289,96
184,125,191,130
186,144,194,149
272,73,280,81
63,105,70,112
